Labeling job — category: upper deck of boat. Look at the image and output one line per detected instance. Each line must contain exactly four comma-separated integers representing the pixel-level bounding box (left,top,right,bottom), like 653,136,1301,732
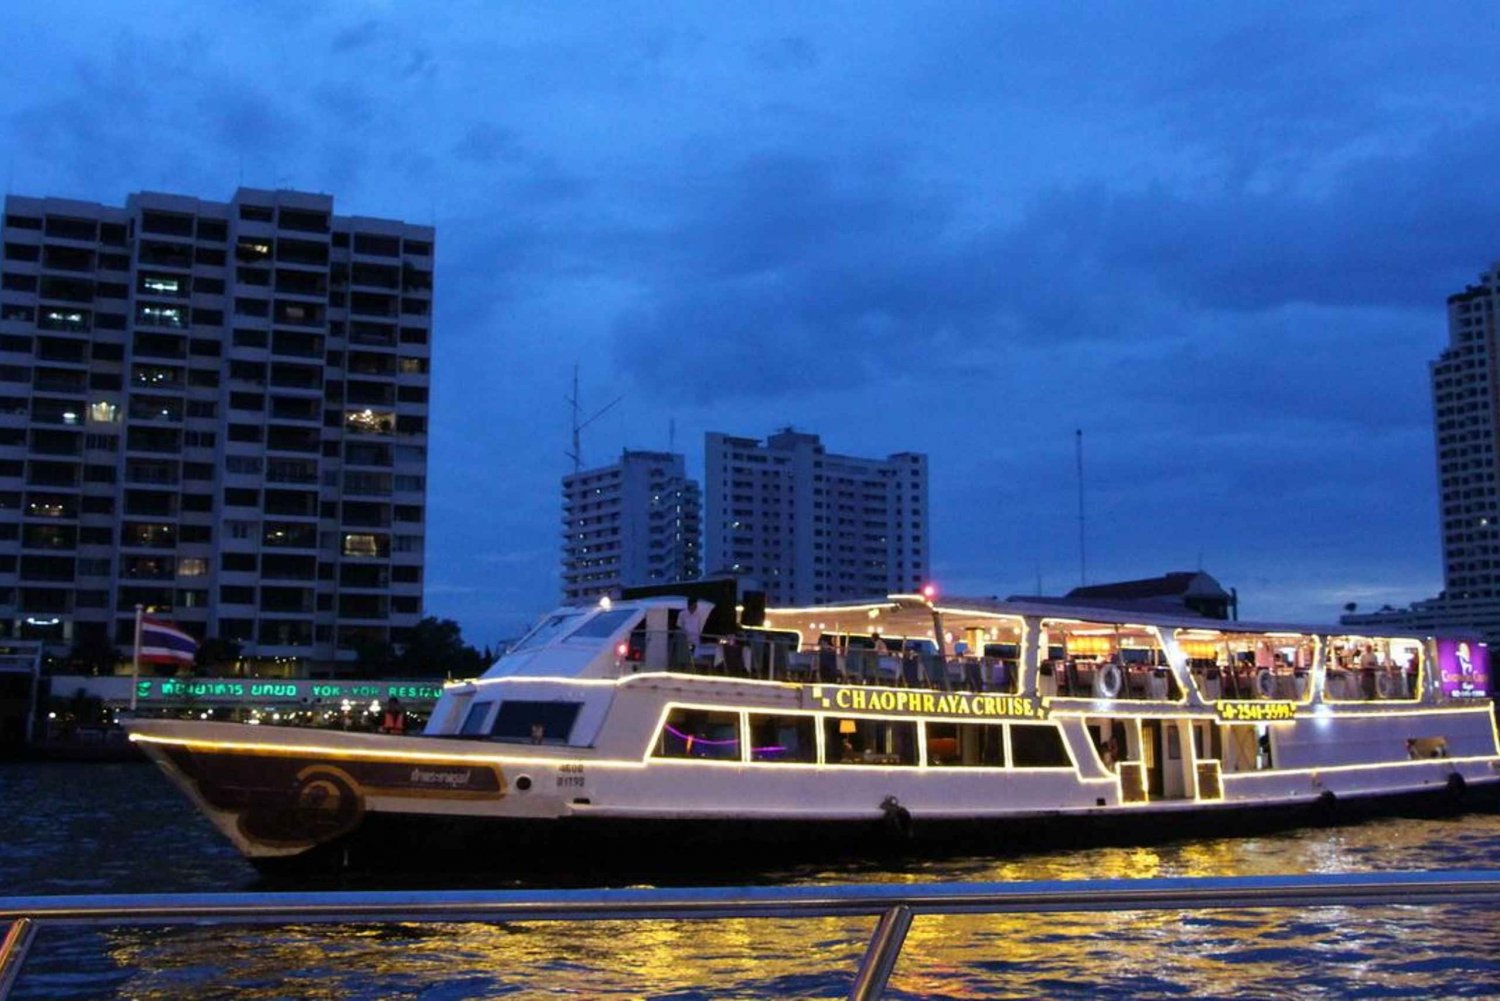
460,592,1489,716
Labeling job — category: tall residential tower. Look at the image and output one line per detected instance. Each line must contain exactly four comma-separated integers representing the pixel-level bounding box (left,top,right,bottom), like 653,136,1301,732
0,188,432,671
704,429,928,606
1345,262,1500,639
561,449,702,603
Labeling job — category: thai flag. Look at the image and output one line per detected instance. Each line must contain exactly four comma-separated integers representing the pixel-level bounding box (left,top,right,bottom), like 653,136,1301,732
139,617,198,665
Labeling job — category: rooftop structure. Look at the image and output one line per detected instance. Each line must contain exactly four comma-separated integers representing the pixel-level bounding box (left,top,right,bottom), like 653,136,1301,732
1014,571,1237,621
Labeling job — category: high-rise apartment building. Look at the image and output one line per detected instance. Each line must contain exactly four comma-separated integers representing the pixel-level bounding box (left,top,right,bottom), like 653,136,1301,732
704,429,928,606
0,188,432,671
1433,268,1500,601
1345,262,1500,639
561,449,702,602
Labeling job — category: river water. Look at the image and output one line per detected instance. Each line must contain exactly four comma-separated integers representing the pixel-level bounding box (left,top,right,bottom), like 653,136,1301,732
3,760,1500,999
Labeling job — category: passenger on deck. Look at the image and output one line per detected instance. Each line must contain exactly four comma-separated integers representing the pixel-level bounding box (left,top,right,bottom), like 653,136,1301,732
677,598,707,670
680,598,706,649
380,697,406,735
817,637,838,682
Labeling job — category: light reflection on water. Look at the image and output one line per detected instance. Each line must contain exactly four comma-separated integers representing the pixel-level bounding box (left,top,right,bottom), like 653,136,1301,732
3,762,1500,999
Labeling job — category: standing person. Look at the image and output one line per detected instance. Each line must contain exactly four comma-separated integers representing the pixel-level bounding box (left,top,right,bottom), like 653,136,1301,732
678,597,708,669
380,697,406,735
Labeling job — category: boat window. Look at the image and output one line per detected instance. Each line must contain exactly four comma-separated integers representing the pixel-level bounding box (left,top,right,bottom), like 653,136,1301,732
567,608,640,641
748,714,817,763
459,701,494,736
490,700,583,744
824,717,918,766
508,611,586,654
652,707,741,760
1009,724,1072,768
925,722,1006,767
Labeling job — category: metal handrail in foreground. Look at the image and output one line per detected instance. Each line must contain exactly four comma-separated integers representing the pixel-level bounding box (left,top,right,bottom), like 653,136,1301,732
4,870,1500,1001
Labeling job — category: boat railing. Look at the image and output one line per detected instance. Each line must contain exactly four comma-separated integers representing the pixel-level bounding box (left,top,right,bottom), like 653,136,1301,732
1041,658,1180,701
625,629,1019,693
5,871,1500,1001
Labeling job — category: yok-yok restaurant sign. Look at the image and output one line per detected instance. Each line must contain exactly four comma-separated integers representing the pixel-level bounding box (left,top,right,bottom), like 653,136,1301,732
136,678,446,705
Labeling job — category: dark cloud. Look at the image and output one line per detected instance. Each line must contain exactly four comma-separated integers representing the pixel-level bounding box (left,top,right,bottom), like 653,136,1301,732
198,82,303,155
331,19,382,53
453,123,525,164
750,35,819,71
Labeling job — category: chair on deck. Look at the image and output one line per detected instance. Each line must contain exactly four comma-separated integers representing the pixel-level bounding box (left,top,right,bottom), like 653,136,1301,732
768,642,789,681
817,646,840,683
720,642,748,677
942,660,966,693
899,652,922,688
921,654,949,691
1146,670,1169,700
786,651,815,682
962,658,985,692
873,654,901,685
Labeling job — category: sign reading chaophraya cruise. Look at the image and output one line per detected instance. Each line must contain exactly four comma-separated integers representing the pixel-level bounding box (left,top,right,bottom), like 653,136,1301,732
807,685,1047,720
1437,639,1491,700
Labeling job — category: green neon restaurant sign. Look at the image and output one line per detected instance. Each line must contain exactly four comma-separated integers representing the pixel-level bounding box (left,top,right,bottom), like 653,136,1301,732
135,678,446,704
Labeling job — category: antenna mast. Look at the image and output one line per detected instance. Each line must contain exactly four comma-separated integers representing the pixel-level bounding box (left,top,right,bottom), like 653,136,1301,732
565,364,623,474
1076,429,1087,586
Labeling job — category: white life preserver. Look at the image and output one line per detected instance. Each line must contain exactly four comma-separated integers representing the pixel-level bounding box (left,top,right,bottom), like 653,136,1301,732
1376,672,1402,699
1255,668,1277,699
1096,662,1124,699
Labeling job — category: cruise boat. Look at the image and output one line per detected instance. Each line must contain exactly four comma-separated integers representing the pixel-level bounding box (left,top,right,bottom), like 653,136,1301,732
126,591,1500,873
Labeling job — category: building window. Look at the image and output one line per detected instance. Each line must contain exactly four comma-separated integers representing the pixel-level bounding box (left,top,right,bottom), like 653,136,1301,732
341,533,388,558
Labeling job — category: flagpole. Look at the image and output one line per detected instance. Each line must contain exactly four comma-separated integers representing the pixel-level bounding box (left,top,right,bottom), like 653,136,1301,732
131,603,143,712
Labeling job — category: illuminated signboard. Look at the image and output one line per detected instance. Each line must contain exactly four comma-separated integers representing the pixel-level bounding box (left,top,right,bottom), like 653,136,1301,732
809,685,1047,720
134,679,446,704
1216,701,1296,722
1437,639,1490,700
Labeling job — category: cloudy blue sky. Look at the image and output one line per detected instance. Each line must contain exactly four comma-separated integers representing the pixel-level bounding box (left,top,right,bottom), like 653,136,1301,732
2,2,1493,645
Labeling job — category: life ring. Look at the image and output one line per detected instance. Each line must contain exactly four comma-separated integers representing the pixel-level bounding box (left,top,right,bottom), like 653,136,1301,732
1376,673,1401,699
1255,669,1276,699
1096,663,1124,699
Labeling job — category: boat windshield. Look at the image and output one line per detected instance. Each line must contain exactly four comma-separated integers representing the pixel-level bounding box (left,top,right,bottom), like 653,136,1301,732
508,611,587,654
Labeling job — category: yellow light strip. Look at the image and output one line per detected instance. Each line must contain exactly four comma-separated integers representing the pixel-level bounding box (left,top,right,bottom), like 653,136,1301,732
765,601,899,616
1223,755,1499,778
469,675,626,689
130,732,650,770
930,606,1024,623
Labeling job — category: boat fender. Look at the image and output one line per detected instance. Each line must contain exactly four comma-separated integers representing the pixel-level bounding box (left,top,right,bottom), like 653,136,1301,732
1447,772,1467,799
1317,789,1337,820
1097,663,1123,700
1255,669,1276,699
880,794,913,840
